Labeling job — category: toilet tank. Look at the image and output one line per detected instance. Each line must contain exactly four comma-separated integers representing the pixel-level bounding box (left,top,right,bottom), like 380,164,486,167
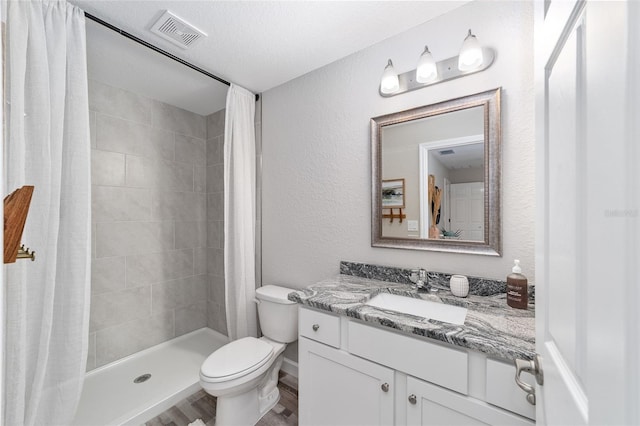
255,285,298,343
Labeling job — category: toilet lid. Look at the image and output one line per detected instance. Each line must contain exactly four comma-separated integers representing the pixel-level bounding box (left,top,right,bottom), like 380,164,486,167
200,337,273,382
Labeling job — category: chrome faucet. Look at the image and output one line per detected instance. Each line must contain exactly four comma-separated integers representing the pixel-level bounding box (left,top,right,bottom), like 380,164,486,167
410,268,428,290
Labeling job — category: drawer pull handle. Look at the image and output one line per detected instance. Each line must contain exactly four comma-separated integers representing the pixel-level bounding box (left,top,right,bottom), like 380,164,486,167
312,324,320,331
408,394,417,404
381,383,389,392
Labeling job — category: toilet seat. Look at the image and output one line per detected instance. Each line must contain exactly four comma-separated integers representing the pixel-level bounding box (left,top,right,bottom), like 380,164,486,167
200,337,274,383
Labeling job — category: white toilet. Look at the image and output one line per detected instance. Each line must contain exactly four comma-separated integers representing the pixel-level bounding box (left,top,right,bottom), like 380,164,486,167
199,285,298,426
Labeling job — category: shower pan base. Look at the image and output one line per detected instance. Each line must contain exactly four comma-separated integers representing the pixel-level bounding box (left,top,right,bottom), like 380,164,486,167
72,328,227,426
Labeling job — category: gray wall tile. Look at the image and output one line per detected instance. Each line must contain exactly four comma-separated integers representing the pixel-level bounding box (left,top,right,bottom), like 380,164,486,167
207,220,223,249
175,301,207,337
152,101,206,139
92,150,125,186
126,249,194,287
151,274,207,313
208,274,225,304
89,80,152,124
206,164,224,193
96,115,175,160
175,134,206,165
194,249,208,276
92,256,126,294
90,286,151,331
92,186,151,222
95,310,174,367
207,248,224,276
126,156,194,192
206,109,225,139
207,301,227,336
194,166,207,193
151,191,205,221
96,114,149,156
207,192,223,221
207,135,223,166
95,221,174,258
175,221,207,249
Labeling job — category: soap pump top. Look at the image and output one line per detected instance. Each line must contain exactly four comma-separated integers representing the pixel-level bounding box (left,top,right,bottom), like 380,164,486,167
512,259,522,274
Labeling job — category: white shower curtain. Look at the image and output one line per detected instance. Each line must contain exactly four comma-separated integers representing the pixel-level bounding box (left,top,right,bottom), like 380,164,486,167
4,1,91,425
224,84,257,340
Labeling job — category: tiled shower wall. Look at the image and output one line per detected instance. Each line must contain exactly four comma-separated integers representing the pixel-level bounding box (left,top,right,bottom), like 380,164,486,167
87,81,262,370
205,110,226,333
88,81,212,370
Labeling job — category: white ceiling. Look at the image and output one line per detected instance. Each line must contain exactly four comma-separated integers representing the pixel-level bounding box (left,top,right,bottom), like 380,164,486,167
71,1,471,116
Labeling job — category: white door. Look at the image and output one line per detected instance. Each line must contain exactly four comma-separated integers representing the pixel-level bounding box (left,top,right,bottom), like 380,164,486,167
450,182,483,241
535,1,639,424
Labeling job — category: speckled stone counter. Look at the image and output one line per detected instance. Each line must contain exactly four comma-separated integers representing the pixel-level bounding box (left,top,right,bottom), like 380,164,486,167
288,274,535,362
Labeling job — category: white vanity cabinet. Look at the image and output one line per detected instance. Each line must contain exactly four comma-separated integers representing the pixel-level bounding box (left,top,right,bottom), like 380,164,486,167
299,338,395,426
406,376,531,425
298,306,535,426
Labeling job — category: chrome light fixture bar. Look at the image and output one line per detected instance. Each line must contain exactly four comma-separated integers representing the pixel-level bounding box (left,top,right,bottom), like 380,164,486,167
379,47,494,97
379,29,495,97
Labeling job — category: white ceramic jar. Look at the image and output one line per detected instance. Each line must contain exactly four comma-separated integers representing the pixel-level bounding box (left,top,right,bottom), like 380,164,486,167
450,275,469,298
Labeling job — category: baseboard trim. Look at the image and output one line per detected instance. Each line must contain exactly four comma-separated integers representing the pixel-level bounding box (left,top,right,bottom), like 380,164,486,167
281,357,298,378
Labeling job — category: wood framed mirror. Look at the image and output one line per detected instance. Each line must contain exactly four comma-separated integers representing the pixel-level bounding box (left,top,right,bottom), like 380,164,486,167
371,88,501,256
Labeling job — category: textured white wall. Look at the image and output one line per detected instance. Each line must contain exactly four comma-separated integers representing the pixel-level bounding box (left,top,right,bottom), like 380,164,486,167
262,0,534,288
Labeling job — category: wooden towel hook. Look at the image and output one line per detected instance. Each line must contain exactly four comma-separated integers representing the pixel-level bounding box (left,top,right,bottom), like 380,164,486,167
4,186,35,263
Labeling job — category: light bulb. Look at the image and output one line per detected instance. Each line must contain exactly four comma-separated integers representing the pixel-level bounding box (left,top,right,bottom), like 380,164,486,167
380,59,399,94
458,29,484,71
416,46,437,84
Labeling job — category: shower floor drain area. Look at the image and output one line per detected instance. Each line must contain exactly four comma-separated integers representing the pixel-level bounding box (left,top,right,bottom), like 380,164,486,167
133,373,151,384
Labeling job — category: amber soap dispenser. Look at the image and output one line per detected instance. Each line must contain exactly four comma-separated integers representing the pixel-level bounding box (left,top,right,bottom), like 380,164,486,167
507,260,528,309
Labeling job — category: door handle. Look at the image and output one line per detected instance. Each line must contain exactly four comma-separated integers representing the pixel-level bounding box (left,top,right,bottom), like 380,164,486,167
514,354,544,405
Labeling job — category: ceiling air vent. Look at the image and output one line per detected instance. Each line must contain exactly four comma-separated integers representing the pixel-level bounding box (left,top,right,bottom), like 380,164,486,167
150,10,206,49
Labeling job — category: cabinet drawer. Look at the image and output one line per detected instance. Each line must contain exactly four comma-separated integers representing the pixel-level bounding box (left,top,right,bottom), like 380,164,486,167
348,320,468,395
299,307,341,348
485,358,536,420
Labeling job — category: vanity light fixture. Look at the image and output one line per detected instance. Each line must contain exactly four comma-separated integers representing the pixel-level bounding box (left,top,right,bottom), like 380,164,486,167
416,46,437,84
458,29,484,71
380,59,400,95
379,29,495,97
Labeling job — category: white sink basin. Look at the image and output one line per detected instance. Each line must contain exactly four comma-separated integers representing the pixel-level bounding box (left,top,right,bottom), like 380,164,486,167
365,293,467,325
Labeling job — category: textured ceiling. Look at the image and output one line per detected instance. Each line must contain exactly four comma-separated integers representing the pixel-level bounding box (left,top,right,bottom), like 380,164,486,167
72,1,471,115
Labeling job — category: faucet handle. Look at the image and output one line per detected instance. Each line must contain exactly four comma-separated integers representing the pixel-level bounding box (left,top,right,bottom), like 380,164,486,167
418,269,427,280
409,269,420,283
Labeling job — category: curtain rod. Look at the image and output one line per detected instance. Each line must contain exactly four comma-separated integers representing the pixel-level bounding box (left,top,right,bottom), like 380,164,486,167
84,12,260,102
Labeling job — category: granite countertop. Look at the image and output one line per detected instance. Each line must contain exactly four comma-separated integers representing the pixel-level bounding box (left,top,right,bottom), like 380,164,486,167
288,274,535,361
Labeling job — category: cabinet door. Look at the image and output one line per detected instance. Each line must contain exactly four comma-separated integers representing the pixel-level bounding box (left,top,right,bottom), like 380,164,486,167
406,377,533,426
299,337,394,426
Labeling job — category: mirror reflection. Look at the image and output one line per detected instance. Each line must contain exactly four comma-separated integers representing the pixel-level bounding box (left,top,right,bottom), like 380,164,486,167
381,107,484,241
371,88,501,256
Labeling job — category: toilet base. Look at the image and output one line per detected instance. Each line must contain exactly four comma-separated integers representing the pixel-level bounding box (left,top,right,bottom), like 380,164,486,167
203,346,286,426
215,384,280,426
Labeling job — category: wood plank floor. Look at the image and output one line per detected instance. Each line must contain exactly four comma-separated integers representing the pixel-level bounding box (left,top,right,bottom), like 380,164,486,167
144,372,298,426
